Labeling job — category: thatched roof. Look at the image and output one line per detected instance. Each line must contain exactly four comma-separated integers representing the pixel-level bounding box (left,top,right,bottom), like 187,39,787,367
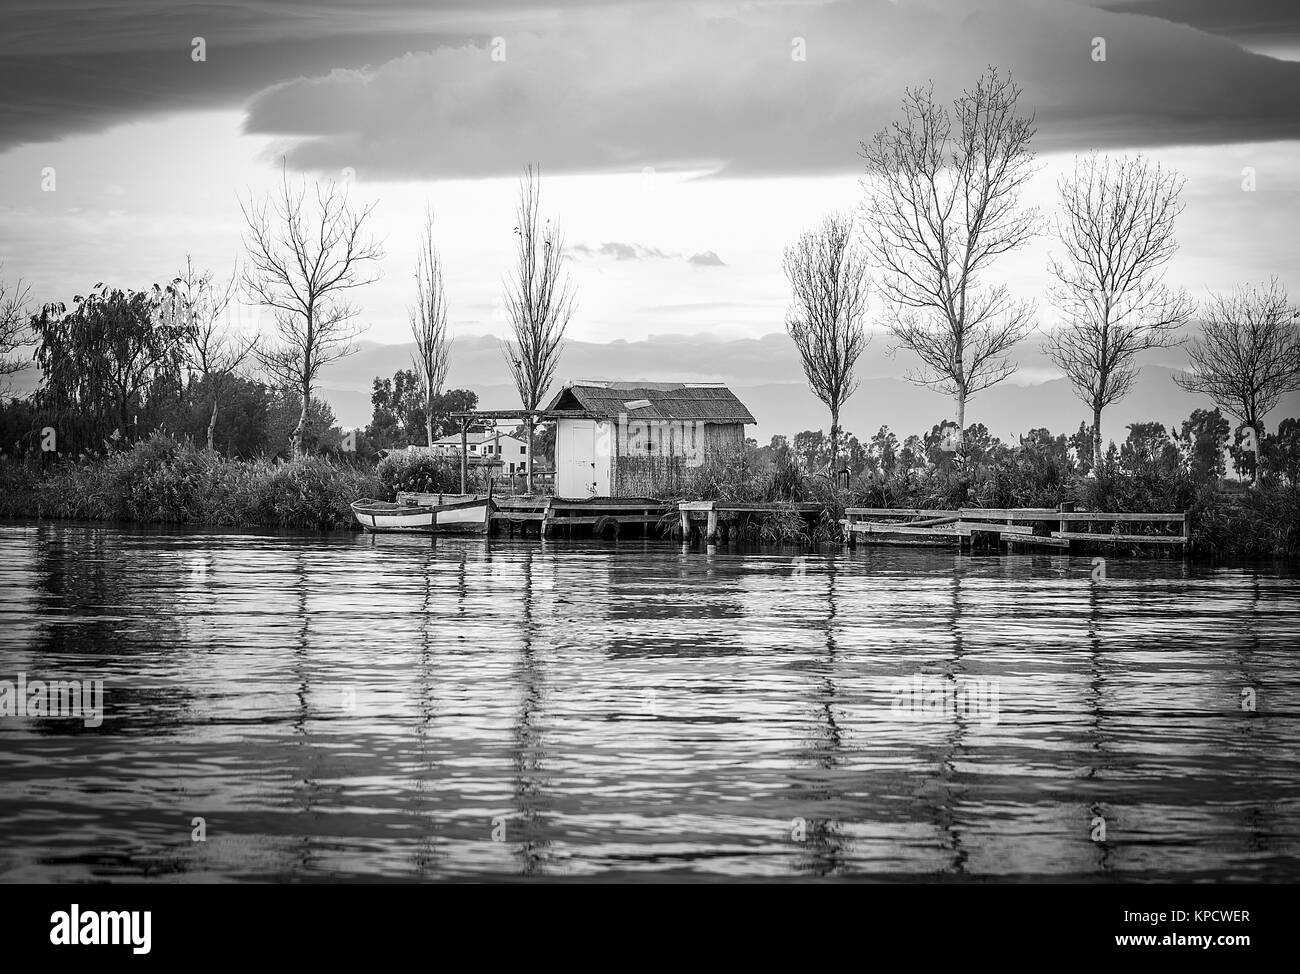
544,381,756,424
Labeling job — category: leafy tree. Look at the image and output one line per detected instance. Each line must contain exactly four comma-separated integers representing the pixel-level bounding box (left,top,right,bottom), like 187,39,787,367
1178,408,1229,485
266,388,339,458
32,283,186,453
867,426,900,480
1120,422,1180,478
792,429,828,470
899,434,926,473
1262,418,1300,486
1069,421,1095,475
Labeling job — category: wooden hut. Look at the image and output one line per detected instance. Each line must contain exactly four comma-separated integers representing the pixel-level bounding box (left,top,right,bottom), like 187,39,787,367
544,380,756,498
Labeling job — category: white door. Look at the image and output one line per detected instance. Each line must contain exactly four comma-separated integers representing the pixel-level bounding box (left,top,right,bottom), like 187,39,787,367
559,421,596,498
593,422,611,496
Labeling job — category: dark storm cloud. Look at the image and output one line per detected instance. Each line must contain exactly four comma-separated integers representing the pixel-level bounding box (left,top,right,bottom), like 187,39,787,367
244,0,1300,179
2,0,1299,173
1088,0,1300,40
0,0,608,151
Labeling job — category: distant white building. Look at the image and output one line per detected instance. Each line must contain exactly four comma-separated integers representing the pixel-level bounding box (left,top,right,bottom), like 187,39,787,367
416,431,529,475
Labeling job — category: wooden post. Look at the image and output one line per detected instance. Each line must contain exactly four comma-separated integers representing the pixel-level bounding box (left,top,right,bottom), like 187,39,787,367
705,506,718,544
460,422,469,496
541,498,553,540
679,506,691,542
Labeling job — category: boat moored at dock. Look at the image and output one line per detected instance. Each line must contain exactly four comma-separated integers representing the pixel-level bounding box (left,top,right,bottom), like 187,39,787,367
350,493,493,534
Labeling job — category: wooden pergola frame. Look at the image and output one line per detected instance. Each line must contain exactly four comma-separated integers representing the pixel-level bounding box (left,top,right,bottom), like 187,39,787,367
448,408,550,494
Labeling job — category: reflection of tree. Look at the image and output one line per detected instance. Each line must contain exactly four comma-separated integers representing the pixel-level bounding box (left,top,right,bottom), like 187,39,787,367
793,557,849,876
1234,570,1273,857
928,560,969,876
290,548,319,875
1084,572,1113,874
26,525,195,736
510,548,552,876
411,542,441,877
935,561,967,873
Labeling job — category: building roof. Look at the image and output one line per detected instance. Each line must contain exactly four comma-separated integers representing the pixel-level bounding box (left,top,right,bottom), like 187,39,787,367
544,381,756,424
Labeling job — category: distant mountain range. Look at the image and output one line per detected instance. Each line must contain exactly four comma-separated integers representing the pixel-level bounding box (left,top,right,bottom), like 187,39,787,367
319,332,1300,444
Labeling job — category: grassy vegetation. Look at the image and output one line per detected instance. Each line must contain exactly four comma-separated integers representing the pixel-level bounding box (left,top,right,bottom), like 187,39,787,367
2,431,1295,560
664,444,1299,560
0,435,386,530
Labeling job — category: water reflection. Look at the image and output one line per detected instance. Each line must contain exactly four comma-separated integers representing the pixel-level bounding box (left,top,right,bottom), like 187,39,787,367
0,523,1298,882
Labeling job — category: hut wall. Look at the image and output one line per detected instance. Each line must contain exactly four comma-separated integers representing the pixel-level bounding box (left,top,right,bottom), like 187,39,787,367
611,421,746,497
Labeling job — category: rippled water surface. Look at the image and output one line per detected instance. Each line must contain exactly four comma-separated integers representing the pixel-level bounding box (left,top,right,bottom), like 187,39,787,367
1,521,1298,882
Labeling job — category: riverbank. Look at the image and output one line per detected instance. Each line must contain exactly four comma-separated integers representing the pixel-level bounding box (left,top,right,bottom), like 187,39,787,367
2,435,1296,559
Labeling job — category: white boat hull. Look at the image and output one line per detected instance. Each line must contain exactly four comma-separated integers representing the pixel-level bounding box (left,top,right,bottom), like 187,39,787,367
351,495,492,534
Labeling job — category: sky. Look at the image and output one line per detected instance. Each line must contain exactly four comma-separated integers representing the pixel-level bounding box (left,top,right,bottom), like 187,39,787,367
0,0,1297,352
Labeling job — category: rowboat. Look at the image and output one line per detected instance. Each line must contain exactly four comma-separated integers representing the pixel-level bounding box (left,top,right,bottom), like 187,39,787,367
351,493,493,534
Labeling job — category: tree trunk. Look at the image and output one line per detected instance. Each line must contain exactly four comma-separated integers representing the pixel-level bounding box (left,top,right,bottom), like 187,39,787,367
1092,402,1104,471
828,407,840,475
955,384,967,436
525,415,535,494
207,398,218,453
1250,419,1263,488
426,414,434,450
293,380,310,460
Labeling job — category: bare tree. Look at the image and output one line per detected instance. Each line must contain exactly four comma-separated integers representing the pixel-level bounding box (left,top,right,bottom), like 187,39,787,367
1175,278,1300,485
1044,154,1193,469
0,265,32,392
502,165,575,493
164,255,258,451
241,165,382,458
410,208,452,448
782,214,870,468
860,68,1039,442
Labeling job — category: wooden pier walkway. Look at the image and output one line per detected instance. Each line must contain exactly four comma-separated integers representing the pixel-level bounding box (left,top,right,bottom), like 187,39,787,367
841,506,1189,550
392,493,1188,550
492,496,669,539
678,500,825,543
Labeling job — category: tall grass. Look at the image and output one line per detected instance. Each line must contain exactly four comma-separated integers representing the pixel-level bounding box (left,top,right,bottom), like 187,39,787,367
0,434,386,529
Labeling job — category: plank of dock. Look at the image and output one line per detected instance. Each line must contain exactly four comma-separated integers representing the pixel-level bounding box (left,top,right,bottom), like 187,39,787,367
848,522,970,538
846,507,960,518
958,521,1033,535
1051,530,1186,544
549,514,664,526
1004,533,1070,548
1055,512,1185,522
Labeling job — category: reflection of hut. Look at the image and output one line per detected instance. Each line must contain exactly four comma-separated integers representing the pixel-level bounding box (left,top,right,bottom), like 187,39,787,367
544,380,756,498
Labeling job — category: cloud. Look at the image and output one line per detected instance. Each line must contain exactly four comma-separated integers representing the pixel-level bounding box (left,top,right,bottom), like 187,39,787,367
572,241,725,266
688,251,725,267
243,0,1300,179
0,0,507,152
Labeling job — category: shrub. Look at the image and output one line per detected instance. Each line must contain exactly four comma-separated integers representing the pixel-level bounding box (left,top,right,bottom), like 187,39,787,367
376,450,463,495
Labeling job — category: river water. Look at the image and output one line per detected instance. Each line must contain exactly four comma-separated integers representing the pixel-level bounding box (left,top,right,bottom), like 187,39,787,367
0,521,1297,882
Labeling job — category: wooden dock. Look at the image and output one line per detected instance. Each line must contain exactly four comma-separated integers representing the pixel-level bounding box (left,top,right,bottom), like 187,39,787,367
841,506,1188,551
492,496,670,539
678,500,825,543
